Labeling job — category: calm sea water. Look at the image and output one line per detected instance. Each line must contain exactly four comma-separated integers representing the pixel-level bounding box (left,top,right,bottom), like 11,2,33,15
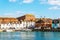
0,32,60,40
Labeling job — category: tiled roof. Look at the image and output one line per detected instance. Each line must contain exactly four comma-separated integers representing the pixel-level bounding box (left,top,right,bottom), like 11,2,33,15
36,18,52,23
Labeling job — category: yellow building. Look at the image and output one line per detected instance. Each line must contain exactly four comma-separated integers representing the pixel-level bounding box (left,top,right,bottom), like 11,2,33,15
17,14,36,28
17,14,35,21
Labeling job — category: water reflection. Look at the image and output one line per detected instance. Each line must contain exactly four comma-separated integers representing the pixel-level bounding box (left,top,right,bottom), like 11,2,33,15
0,32,60,40
20,32,35,40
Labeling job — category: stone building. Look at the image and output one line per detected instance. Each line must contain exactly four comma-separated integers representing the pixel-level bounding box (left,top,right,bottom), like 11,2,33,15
35,18,52,29
52,19,60,28
17,14,36,28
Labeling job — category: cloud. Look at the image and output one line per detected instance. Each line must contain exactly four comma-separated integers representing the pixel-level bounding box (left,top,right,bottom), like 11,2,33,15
4,11,24,16
48,0,60,6
9,0,17,2
22,0,34,3
48,0,60,10
48,6,60,10
9,0,34,4
39,0,60,10
2,10,36,17
40,0,60,6
39,0,48,4
4,13,14,16
16,11,24,14
2,13,14,17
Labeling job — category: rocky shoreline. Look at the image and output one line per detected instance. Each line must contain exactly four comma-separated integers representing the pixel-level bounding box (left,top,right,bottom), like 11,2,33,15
0,28,60,32
32,29,60,32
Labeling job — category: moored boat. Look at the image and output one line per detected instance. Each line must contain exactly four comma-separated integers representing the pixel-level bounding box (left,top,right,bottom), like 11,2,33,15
6,29,15,32
20,29,32,32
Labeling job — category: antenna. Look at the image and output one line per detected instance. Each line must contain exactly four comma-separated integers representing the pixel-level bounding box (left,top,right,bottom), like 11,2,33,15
40,16,42,18
40,16,42,19
44,16,45,18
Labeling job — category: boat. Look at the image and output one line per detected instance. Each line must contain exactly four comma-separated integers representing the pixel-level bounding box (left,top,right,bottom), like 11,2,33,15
6,29,15,32
20,29,32,32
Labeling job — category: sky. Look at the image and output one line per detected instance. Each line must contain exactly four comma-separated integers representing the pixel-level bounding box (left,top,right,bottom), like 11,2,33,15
0,0,60,19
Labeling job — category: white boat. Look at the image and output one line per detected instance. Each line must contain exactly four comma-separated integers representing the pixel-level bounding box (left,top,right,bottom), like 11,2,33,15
21,29,32,32
6,29,15,32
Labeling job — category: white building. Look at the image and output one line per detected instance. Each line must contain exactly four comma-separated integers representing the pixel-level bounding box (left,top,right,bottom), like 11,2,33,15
0,21,35,29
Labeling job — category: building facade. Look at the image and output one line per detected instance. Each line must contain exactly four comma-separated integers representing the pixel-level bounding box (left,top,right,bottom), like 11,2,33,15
17,14,36,28
52,19,60,28
35,18,52,29
0,17,19,29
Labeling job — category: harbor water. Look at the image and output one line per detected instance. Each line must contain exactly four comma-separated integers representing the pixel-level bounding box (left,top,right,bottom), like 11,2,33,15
0,32,60,40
